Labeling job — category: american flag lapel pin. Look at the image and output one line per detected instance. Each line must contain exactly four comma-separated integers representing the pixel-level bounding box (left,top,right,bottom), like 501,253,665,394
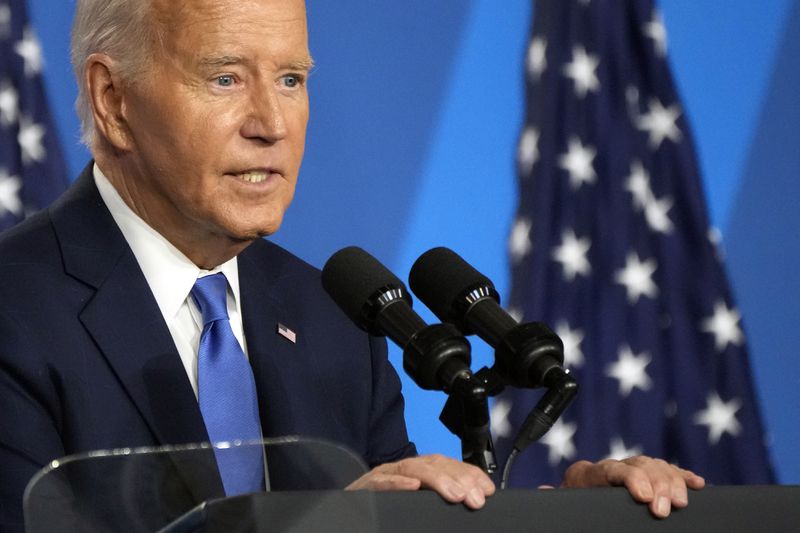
277,323,297,344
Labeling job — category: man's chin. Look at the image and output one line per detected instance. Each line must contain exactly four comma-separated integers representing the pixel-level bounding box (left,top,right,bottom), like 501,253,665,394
229,222,282,243
209,213,286,252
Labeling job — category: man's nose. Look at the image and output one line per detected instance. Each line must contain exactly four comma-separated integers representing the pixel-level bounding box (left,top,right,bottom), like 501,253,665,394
240,83,288,143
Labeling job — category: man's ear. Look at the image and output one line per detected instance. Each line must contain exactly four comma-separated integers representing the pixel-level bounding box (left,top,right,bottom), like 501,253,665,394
85,53,135,151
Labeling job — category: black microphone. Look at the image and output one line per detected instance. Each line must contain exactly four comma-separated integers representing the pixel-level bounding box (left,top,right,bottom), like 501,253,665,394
410,247,578,476
321,246,472,392
409,246,564,389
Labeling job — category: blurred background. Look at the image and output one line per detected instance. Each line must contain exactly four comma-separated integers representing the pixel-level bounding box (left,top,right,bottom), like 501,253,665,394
20,0,799,483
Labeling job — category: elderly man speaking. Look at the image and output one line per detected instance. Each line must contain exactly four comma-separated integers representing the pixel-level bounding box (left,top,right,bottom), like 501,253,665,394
0,0,704,530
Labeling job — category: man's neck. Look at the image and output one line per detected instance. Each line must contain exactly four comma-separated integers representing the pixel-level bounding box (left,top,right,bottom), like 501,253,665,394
94,155,253,269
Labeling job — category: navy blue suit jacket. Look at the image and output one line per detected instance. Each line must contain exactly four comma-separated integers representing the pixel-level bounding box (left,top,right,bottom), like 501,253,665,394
0,165,415,530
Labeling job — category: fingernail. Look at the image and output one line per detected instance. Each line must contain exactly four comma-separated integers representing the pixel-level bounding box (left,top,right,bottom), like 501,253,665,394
469,487,486,508
657,496,671,517
639,481,654,499
675,492,688,506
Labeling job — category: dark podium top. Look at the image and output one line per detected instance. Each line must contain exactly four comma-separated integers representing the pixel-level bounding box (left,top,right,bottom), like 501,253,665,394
190,485,799,533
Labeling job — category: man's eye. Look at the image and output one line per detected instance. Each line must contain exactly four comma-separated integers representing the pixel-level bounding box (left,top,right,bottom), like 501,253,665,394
215,75,235,87
282,74,303,88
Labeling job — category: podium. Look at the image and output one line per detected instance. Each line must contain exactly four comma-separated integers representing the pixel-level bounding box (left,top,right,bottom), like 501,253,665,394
24,439,800,532
158,486,799,533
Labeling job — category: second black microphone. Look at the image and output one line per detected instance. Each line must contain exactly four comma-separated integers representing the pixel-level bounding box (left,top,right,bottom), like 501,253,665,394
321,246,473,392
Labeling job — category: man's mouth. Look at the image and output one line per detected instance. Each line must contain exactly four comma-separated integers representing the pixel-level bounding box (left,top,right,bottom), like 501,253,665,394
231,169,275,183
237,171,270,183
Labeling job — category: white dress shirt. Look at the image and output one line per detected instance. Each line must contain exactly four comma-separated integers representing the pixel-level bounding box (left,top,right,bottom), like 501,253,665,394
93,164,248,398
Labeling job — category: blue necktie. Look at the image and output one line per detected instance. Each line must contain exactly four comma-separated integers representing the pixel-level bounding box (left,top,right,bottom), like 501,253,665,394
191,272,264,495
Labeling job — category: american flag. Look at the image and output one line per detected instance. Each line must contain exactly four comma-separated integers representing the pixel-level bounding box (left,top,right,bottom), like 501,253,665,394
493,0,774,485
0,0,68,232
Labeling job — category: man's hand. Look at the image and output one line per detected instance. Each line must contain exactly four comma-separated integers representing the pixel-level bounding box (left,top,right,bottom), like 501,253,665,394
346,454,496,509
562,456,706,518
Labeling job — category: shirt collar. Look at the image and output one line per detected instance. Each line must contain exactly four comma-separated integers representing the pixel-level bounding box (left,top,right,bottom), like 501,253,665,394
93,163,241,322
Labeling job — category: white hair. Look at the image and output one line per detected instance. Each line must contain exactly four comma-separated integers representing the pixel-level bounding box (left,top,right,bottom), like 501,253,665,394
71,0,161,147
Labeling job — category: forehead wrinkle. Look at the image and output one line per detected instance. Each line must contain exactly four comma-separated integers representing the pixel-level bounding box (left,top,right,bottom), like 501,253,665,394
156,0,307,34
153,0,227,29
149,0,311,76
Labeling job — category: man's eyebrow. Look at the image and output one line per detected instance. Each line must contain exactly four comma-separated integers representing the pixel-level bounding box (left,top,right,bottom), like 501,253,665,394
197,55,315,71
285,56,315,72
198,55,247,68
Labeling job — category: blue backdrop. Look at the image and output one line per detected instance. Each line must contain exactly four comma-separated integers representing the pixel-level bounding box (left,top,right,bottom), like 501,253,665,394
29,0,799,483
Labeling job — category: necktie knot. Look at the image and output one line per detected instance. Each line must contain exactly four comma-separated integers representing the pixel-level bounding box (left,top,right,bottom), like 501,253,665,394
191,273,230,325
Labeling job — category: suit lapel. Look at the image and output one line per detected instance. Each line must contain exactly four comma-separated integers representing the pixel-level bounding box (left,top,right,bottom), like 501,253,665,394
51,165,209,447
238,245,330,439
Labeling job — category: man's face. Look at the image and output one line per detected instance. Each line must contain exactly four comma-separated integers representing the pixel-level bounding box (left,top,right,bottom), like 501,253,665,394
117,0,311,259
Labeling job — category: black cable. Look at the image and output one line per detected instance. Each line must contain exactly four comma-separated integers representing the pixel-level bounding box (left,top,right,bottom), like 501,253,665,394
499,368,578,489
500,448,519,489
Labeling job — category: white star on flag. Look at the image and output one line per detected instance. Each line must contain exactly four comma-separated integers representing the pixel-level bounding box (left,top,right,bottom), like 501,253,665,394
637,98,682,149
707,227,726,261
643,11,668,57
614,252,658,303
694,392,742,444
606,344,653,397
555,320,585,368
0,168,23,217
708,227,723,247
644,194,674,234
0,80,18,126
527,37,547,80
14,26,44,77
624,160,674,234
509,217,533,263
552,228,591,281
624,160,651,210
701,300,745,351
604,436,643,461
540,418,577,466
17,115,46,164
490,398,513,438
562,45,600,98
558,136,597,189
518,126,540,173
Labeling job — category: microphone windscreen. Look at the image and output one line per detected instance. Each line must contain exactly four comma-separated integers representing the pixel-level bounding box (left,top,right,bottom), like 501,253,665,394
322,246,406,329
409,247,495,323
